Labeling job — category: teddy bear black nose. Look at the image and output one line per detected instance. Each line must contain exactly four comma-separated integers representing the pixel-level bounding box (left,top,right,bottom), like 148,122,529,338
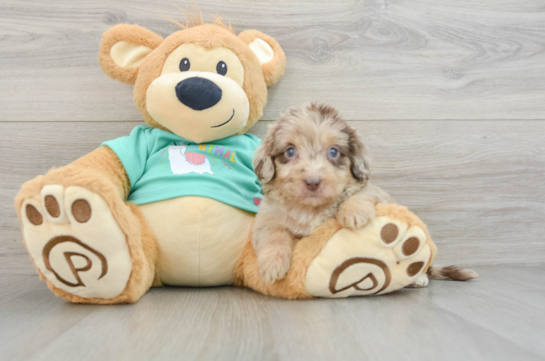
175,77,222,111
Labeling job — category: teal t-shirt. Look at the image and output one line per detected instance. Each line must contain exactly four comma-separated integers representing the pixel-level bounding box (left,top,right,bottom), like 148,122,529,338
102,125,262,213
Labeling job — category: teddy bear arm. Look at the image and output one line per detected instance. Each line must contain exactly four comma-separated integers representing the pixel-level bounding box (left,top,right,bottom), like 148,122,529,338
69,146,131,200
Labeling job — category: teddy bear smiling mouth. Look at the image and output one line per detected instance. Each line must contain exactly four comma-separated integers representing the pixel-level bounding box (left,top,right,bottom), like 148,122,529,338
210,109,235,128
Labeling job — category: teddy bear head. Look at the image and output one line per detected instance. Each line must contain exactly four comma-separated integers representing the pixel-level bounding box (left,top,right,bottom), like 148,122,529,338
99,18,286,143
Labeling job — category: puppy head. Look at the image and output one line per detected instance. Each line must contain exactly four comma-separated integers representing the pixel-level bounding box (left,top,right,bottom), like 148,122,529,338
254,103,370,208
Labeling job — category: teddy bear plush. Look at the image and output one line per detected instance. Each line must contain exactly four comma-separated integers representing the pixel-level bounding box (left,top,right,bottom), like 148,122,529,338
14,17,437,303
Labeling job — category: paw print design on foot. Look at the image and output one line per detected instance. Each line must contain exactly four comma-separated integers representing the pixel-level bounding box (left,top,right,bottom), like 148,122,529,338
20,185,132,299
305,216,432,298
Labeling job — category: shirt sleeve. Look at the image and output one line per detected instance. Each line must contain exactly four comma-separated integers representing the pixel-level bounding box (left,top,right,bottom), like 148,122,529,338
102,126,151,189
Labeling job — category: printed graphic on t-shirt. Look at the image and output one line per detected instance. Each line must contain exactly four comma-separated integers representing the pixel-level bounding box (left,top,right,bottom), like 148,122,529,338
163,142,238,177
168,145,213,175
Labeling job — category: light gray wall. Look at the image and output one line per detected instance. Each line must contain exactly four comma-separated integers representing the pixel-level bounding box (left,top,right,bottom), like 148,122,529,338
1,0,544,274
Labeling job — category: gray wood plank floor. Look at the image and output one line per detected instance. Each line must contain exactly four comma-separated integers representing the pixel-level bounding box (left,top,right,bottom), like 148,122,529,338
1,265,544,361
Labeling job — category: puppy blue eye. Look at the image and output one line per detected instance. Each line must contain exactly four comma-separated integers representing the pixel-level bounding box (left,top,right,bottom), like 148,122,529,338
328,147,339,158
286,147,296,158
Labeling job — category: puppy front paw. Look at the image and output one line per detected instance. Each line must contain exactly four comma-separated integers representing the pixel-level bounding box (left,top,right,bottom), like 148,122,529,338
336,202,376,229
257,247,292,284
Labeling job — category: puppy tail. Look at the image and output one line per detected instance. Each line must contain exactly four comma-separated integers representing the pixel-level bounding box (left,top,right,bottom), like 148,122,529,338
427,265,480,281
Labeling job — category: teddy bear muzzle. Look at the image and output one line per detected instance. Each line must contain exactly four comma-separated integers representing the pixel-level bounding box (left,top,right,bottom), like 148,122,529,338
146,71,250,143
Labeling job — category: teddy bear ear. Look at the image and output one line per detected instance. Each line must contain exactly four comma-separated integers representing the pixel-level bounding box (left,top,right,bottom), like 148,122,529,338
99,24,163,85
238,30,286,87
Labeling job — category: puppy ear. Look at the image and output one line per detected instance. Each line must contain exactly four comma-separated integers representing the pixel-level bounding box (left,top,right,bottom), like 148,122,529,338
253,126,278,183
238,30,286,86
99,24,163,85
345,127,370,182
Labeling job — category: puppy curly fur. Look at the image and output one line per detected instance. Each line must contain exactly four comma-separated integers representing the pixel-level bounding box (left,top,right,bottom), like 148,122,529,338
252,103,394,283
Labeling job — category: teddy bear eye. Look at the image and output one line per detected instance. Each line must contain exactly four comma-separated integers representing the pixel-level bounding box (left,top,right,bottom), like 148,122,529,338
216,61,227,76
179,58,190,71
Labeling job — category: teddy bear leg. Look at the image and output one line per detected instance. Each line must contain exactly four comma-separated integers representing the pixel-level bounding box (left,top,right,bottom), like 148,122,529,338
233,220,342,299
16,175,159,304
234,204,437,299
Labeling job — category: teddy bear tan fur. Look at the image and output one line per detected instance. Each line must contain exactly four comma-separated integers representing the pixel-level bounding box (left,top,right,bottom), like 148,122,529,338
15,19,291,303
14,17,437,304
99,23,284,136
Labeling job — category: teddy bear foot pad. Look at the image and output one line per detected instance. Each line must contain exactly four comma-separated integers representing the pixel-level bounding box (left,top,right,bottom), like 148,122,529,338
21,185,132,299
305,216,432,298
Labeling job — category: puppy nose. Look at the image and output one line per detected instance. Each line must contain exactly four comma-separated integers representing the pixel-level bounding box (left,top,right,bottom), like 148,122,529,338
175,77,222,110
305,177,322,191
